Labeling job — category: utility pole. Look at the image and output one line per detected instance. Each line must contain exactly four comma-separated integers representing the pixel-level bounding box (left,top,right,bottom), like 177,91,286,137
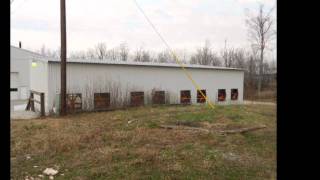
60,0,67,115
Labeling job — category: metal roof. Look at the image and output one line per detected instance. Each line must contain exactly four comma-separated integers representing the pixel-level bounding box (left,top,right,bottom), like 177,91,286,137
11,45,46,57
48,58,245,71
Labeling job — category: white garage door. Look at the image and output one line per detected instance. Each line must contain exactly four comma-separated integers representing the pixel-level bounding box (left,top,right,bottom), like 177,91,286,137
11,72,19,100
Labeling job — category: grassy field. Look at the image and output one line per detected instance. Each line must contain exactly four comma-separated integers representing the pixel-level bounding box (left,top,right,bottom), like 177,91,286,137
11,104,276,180
244,89,277,103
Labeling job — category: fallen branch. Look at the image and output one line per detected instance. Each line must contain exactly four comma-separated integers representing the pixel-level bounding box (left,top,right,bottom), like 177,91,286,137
127,119,137,124
159,124,267,135
159,125,210,133
219,125,267,134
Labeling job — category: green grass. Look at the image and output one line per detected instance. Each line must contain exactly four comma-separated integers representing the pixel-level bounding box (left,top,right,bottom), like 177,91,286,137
11,104,276,180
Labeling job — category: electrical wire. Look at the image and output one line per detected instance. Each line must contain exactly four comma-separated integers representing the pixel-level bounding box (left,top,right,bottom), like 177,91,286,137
11,0,28,15
132,0,215,109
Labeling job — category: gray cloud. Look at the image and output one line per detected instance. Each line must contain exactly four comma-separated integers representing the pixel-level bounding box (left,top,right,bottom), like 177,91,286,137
11,0,276,58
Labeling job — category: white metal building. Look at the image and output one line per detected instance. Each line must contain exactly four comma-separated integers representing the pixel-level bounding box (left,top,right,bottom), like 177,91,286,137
10,45,49,100
11,46,244,115
30,58,244,114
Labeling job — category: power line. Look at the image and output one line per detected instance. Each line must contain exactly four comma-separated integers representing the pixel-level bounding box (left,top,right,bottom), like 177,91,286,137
132,0,215,109
11,0,28,15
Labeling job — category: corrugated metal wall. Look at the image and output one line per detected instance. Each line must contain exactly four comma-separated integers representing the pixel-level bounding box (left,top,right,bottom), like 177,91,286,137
30,60,49,113
47,63,244,112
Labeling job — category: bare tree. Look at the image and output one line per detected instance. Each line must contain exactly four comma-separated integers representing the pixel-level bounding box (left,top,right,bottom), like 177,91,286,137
221,40,235,67
180,49,188,64
269,59,277,73
86,48,96,59
173,49,189,64
232,48,247,69
245,4,276,94
243,54,258,99
190,40,221,66
95,43,107,60
156,50,172,63
70,50,87,59
119,42,129,61
106,48,119,61
133,47,143,62
141,50,152,62
38,45,60,59
133,47,152,62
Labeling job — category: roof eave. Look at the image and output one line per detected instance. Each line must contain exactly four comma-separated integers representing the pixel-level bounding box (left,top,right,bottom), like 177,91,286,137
47,60,245,71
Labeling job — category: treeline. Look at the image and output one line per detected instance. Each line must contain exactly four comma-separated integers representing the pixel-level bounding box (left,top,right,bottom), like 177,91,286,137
38,40,275,70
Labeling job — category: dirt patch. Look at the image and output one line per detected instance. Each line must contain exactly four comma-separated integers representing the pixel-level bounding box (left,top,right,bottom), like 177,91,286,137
11,111,40,120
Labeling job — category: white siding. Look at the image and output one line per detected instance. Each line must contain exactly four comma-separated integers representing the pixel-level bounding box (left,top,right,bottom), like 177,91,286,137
10,72,19,88
10,72,19,100
47,63,244,112
30,60,49,113
10,46,45,100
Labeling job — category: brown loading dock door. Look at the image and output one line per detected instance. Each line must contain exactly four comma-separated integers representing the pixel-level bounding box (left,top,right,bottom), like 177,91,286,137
218,89,226,101
231,89,238,100
152,91,165,104
197,89,206,103
94,93,110,110
180,90,191,104
67,93,82,112
130,92,144,106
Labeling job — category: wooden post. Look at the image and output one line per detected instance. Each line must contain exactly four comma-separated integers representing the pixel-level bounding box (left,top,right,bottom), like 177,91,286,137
30,92,35,112
40,93,45,117
26,92,31,111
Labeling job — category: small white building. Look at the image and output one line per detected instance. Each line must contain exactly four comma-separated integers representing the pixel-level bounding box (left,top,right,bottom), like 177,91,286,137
11,46,245,115
10,45,50,100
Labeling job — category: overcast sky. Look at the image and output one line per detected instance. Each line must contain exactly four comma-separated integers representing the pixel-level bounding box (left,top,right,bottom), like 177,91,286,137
11,0,276,59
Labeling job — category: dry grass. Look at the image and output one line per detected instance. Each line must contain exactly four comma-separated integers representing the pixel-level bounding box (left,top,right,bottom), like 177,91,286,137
11,104,276,180
245,89,277,102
